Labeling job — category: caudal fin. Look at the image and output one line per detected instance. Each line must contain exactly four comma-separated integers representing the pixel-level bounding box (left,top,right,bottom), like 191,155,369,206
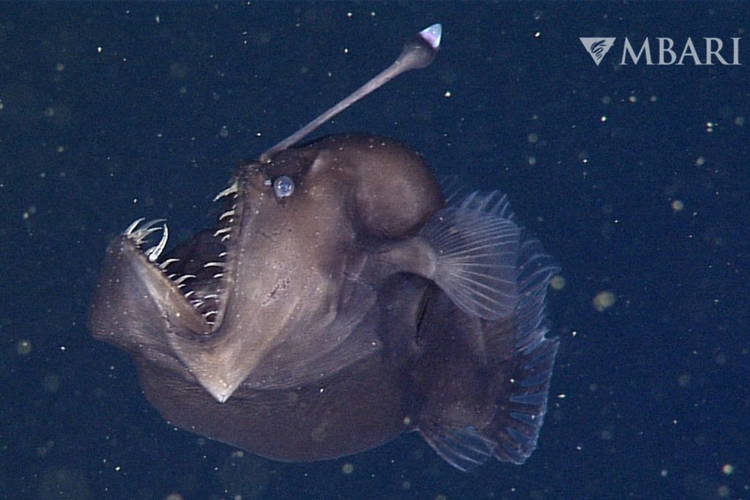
414,191,559,471
417,337,559,471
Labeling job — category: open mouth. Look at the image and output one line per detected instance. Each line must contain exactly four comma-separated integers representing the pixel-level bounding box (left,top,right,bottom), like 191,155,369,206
121,178,242,331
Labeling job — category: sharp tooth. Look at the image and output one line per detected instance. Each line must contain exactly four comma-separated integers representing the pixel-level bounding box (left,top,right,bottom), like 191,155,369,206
203,262,224,268
129,218,167,245
173,274,196,285
146,223,169,262
160,258,180,269
124,218,145,236
219,209,236,221
134,228,160,244
213,227,232,237
213,180,239,201
137,218,166,233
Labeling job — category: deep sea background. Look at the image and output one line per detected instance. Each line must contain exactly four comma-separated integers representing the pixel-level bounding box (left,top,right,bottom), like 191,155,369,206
1,3,748,500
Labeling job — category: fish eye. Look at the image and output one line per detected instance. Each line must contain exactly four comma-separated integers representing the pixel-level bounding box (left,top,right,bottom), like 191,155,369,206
273,176,295,198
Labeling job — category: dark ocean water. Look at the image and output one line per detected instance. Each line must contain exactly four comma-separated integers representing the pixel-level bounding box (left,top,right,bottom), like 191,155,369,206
1,3,748,500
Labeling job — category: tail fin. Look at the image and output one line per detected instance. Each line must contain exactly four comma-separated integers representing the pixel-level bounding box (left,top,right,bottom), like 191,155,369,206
417,336,559,471
413,192,559,471
488,336,559,464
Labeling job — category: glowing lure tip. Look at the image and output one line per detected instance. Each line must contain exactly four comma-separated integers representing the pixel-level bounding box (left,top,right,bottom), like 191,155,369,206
419,23,442,50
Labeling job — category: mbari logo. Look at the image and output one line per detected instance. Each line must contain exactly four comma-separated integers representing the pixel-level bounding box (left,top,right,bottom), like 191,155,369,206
580,37,616,66
580,37,741,66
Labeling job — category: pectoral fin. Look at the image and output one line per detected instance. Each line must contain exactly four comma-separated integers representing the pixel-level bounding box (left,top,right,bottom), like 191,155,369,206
418,192,521,320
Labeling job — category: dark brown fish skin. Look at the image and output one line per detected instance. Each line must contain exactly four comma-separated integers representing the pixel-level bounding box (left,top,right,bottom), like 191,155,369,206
90,134,442,460
89,132,559,468
135,338,413,461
